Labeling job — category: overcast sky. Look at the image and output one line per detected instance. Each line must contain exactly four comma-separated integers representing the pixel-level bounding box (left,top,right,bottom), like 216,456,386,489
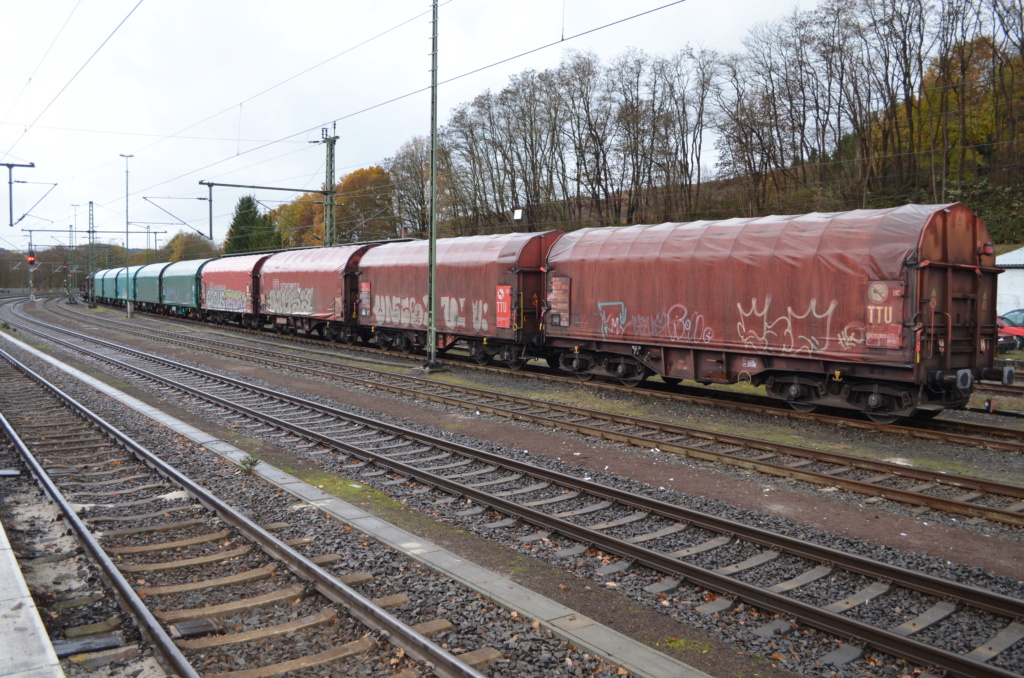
0,0,794,254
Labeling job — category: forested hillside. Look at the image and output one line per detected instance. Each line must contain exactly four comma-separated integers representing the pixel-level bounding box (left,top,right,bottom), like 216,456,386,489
230,0,1024,247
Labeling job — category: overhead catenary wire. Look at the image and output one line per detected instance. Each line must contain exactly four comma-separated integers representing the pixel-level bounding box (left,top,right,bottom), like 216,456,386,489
122,1,456,163
16,0,693,237
127,0,693,200
0,0,83,131
0,0,145,163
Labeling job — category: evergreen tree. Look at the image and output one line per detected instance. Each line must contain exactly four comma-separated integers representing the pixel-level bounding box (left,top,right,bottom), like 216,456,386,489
224,196,280,253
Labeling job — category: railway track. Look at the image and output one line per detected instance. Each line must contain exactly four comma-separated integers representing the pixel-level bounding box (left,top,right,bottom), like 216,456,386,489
56,298,1024,445
23,300,1024,527
0,349,494,677
6,302,1024,676
976,381,1024,398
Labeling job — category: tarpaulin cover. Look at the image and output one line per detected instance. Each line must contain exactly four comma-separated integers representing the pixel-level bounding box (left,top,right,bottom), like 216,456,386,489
259,245,373,320
133,262,173,304
201,254,273,314
161,258,213,308
93,269,119,300
115,265,145,301
358,231,562,338
545,203,990,363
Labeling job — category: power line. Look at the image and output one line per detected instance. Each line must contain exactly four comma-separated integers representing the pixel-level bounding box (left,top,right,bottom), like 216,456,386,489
0,121,311,144
1,0,145,163
0,0,83,130
26,1,692,232
130,0,693,199
124,2,455,162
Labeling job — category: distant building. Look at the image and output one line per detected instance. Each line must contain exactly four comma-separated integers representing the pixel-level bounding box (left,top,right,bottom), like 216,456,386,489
997,246,1024,314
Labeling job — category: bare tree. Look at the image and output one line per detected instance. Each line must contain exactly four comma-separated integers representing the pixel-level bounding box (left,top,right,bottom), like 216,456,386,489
385,137,430,238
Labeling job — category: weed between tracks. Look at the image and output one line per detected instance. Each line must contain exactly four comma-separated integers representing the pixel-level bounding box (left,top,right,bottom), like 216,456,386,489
662,637,714,653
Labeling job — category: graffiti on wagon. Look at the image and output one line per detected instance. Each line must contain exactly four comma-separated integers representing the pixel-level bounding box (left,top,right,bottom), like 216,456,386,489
205,285,247,312
265,282,315,315
597,302,714,343
374,295,490,332
736,297,842,355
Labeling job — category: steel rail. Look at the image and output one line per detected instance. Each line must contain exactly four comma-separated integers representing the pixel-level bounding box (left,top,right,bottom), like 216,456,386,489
65,348,1024,677
0,347,486,678
25,304,1024,526
0,363,201,678
14,321,1024,678
976,382,1024,397
15,304,1024,676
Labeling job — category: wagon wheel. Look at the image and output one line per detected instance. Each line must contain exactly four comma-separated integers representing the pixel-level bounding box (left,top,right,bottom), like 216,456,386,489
573,372,593,381
499,346,527,370
865,411,901,425
469,342,493,365
345,330,358,346
506,356,528,370
395,335,414,354
619,374,647,387
787,402,818,414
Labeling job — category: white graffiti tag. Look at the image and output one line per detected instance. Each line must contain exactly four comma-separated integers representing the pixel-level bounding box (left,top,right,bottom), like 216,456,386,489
205,286,247,312
265,283,314,315
373,295,427,327
374,295,489,332
598,302,714,343
441,297,467,330
837,324,866,350
736,297,840,355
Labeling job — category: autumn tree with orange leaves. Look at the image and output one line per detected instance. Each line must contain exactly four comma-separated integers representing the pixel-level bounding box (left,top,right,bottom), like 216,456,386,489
335,166,397,242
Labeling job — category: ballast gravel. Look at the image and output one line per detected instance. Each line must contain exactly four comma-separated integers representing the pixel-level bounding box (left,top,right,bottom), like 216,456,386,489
0,342,635,678
6,315,1024,677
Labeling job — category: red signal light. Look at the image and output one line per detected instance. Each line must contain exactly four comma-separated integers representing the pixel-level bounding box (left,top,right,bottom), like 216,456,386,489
26,255,35,264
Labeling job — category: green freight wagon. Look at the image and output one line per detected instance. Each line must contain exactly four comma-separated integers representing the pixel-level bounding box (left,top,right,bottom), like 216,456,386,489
95,269,119,302
114,265,145,305
161,258,214,316
134,262,173,310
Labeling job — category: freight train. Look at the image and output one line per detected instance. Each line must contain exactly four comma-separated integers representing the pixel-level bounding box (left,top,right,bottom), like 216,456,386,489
90,203,1015,423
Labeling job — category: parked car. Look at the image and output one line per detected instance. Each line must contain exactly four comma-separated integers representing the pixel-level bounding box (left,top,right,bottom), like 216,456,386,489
1003,308,1024,327
998,316,1024,351
999,328,1018,354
